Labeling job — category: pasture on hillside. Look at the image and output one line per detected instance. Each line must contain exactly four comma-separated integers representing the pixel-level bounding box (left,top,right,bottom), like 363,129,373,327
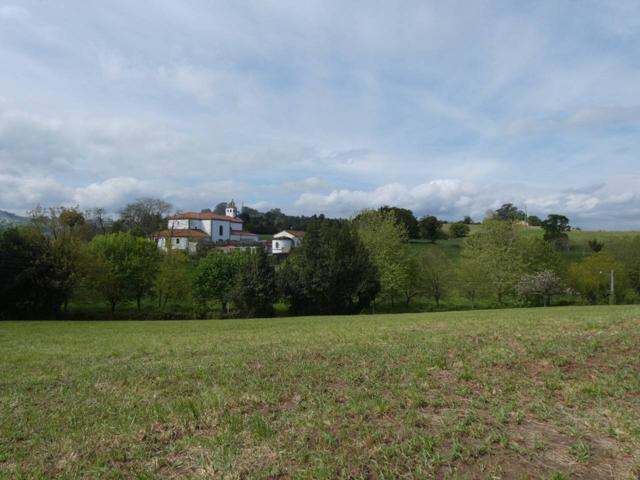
417,227,640,263
2,306,640,478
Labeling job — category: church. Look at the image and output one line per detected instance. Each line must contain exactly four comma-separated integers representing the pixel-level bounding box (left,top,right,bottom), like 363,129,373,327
155,200,258,252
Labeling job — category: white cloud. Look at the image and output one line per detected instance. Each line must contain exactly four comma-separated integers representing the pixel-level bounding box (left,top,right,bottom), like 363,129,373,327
294,177,640,229
1,1,640,229
0,4,29,20
160,65,216,102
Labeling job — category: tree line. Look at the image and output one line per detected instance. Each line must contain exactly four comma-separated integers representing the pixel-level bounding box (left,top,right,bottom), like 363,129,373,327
1,201,639,319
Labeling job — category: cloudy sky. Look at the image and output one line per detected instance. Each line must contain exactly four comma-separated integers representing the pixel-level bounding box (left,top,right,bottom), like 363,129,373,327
1,1,639,228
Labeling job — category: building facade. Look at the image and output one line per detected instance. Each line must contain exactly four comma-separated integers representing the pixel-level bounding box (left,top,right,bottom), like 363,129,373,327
271,230,305,254
156,200,259,252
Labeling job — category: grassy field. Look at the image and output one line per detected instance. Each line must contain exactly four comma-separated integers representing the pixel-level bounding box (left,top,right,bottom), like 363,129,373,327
2,306,640,479
413,228,640,263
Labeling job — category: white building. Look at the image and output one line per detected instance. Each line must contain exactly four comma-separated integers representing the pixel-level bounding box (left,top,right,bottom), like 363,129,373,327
156,200,259,252
271,230,305,254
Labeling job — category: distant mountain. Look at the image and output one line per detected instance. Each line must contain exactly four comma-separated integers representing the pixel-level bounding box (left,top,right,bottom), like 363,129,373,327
0,210,28,224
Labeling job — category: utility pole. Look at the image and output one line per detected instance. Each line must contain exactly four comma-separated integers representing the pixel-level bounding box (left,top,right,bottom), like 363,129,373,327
601,270,616,305
609,269,615,305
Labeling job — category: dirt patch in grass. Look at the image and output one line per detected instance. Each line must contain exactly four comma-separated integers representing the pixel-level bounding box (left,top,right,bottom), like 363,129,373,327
436,417,638,479
508,418,636,479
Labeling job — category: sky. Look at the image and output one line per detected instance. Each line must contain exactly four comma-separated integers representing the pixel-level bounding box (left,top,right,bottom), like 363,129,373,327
1,1,639,229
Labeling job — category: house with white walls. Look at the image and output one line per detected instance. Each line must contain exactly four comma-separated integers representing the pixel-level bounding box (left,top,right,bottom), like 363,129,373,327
156,200,259,252
271,230,305,254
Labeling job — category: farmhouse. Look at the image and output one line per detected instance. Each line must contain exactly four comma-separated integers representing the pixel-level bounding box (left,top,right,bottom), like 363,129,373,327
156,200,259,253
272,230,305,254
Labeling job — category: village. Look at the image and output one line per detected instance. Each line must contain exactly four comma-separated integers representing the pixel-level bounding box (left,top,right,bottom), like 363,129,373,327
154,200,305,255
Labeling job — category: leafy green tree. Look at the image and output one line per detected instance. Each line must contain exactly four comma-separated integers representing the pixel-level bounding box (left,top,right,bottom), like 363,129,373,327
154,250,193,309
456,256,488,309
527,215,543,227
516,270,563,307
378,206,419,239
419,249,454,308
400,253,425,308
130,236,161,310
28,206,88,312
193,250,248,313
238,205,322,235
462,220,524,305
517,237,564,275
355,209,409,306
568,252,625,304
463,216,473,225
494,203,526,222
608,236,640,295
449,222,470,238
85,233,159,312
278,218,379,315
419,216,446,243
542,214,570,247
232,249,276,317
0,227,65,318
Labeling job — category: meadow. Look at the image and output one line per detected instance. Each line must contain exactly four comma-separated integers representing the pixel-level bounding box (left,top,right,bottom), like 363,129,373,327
419,226,640,263
2,305,640,478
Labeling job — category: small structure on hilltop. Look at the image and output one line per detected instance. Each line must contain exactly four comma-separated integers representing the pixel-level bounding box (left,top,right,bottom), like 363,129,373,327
272,230,305,254
155,199,259,253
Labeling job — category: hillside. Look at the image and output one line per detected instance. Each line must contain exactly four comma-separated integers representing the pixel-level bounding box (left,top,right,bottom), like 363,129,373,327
0,209,28,224
411,227,640,263
2,306,639,478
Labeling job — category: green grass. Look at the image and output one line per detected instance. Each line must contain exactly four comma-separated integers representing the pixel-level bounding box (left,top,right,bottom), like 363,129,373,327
2,306,640,478
411,228,640,264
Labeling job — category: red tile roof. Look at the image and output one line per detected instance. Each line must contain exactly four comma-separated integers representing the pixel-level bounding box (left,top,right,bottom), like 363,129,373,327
169,212,243,223
156,229,208,238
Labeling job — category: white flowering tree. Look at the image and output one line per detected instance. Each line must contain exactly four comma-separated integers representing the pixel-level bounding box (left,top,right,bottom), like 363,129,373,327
516,270,563,307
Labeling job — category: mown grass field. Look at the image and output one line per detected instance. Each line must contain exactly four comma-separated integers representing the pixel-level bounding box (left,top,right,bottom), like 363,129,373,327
2,306,640,479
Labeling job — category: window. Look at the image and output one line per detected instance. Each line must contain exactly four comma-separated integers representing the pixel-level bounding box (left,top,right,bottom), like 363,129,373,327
275,242,280,248
175,238,180,244
219,225,224,236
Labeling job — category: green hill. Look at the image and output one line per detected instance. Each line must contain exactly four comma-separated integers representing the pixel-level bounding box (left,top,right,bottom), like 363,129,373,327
411,227,640,263
2,306,639,477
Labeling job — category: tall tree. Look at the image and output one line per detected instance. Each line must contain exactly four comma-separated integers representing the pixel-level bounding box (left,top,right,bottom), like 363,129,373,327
494,203,526,222
153,250,193,309
85,233,159,312
355,209,409,306
456,256,488,309
232,249,276,317
517,237,564,275
28,206,87,311
400,253,425,308
542,214,571,248
0,227,65,318
462,220,524,305
527,215,543,227
119,198,172,237
419,216,445,243
278,218,379,315
193,250,248,313
419,249,454,308
378,206,419,239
